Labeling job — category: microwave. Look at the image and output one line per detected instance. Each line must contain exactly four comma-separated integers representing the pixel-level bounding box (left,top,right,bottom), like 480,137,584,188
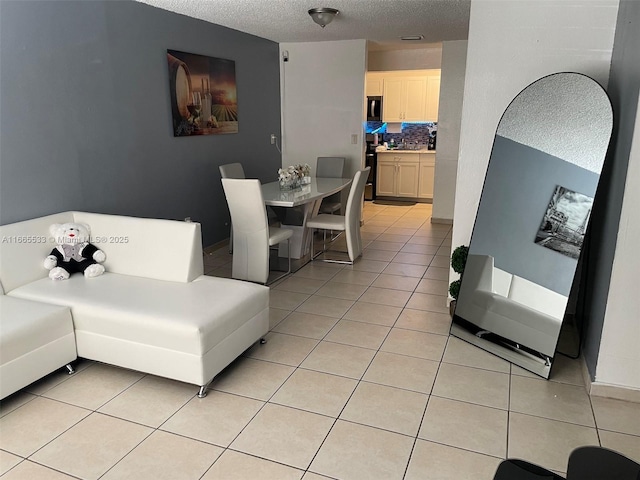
366,96,383,121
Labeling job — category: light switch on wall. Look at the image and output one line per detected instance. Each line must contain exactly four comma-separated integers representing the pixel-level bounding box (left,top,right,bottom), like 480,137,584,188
351,134,358,144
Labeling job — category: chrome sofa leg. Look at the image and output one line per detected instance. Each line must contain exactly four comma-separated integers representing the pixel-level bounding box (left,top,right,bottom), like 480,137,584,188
260,337,267,344
65,363,75,375
198,380,212,398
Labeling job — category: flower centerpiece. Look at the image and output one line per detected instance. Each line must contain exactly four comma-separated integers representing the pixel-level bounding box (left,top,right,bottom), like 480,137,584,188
278,164,311,190
299,163,311,184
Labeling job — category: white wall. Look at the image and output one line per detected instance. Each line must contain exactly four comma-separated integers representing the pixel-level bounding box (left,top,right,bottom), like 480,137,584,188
453,0,618,255
279,40,367,177
432,40,467,223
598,97,640,391
367,46,442,71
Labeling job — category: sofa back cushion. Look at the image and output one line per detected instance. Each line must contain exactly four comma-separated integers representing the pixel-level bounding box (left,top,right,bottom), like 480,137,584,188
0,212,204,293
72,212,203,283
0,212,75,292
508,275,568,320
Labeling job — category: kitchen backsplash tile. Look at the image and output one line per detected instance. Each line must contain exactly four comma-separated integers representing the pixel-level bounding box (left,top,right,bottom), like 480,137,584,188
365,122,437,145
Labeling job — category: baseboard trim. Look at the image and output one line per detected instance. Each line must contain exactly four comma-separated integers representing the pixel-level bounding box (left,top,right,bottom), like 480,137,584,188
590,381,640,403
431,217,453,225
580,355,640,403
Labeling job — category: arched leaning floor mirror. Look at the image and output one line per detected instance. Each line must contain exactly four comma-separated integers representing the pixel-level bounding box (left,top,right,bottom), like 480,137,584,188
450,72,613,378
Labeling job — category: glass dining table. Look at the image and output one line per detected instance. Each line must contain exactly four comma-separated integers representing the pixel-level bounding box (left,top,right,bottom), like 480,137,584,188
261,177,352,266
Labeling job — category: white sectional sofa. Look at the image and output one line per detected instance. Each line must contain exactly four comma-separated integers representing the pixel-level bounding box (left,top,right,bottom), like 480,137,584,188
0,211,269,399
456,254,568,359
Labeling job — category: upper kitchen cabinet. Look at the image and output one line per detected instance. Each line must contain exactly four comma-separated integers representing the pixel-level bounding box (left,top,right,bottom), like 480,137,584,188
383,76,428,122
425,74,441,122
366,72,385,97
367,69,441,123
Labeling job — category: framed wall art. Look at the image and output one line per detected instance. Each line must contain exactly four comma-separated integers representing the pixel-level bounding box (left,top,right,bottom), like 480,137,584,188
167,49,238,137
534,185,593,259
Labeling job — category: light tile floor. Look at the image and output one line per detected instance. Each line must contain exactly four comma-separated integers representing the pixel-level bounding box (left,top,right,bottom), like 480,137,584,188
1,202,639,479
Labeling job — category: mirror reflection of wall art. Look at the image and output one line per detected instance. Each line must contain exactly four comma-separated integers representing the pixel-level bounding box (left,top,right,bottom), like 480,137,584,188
167,50,238,137
534,185,593,259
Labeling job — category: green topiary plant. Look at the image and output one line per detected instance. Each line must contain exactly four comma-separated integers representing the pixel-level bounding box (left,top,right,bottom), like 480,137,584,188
449,245,469,300
450,245,469,275
449,279,462,300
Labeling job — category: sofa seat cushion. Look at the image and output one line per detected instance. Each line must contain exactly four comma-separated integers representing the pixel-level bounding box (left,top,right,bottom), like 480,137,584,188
508,275,567,320
0,296,75,365
473,291,561,336
8,273,269,356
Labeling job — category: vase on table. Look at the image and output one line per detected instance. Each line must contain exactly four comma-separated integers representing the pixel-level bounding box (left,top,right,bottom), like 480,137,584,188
279,177,301,190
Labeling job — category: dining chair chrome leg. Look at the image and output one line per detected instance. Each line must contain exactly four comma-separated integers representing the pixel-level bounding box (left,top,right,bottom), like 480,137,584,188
328,209,341,242
318,257,354,265
287,237,291,276
266,238,292,285
311,227,328,260
311,228,352,264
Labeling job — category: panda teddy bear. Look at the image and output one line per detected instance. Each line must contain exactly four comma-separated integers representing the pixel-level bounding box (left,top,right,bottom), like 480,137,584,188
44,222,106,280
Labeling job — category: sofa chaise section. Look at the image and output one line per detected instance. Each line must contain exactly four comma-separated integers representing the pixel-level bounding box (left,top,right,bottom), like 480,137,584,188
0,211,269,398
8,273,268,389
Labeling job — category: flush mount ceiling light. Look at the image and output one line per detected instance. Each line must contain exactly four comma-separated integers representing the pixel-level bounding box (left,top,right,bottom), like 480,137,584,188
308,8,339,28
401,35,425,41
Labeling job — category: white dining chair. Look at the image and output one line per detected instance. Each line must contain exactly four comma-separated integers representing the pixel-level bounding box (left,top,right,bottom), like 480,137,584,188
316,157,346,215
219,162,245,179
221,178,293,285
306,167,370,264
219,163,246,253
219,162,281,253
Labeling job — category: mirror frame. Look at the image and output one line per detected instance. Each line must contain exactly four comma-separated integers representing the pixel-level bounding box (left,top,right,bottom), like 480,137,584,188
451,72,613,378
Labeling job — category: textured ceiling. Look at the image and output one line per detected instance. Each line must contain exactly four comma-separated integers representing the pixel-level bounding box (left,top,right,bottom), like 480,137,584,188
135,0,470,49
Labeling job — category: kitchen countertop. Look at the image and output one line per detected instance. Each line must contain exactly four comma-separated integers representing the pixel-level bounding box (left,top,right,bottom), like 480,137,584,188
375,146,435,154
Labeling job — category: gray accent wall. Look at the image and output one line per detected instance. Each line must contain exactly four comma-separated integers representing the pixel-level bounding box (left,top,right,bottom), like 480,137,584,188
0,0,281,246
470,135,599,296
581,0,640,380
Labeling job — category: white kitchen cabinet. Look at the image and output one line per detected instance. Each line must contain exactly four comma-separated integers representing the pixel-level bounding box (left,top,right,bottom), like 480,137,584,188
418,153,436,199
381,78,403,122
376,160,397,196
376,153,420,198
365,70,441,122
382,77,428,122
366,72,384,97
425,74,441,122
397,160,420,197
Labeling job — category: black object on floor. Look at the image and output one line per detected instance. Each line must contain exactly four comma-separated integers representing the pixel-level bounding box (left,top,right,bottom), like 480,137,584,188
372,200,416,206
492,446,640,480
493,459,563,480
566,446,640,480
